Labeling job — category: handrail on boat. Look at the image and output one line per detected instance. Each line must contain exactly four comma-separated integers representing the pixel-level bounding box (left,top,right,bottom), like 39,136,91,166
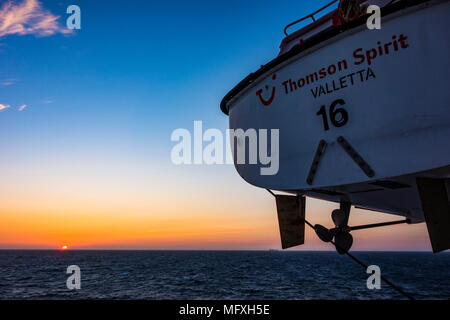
283,0,339,36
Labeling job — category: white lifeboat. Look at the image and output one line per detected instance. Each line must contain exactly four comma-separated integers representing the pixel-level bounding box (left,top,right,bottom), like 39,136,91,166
221,0,450,253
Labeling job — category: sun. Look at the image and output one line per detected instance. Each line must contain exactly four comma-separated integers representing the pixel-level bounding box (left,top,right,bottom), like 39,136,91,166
61,245,68,250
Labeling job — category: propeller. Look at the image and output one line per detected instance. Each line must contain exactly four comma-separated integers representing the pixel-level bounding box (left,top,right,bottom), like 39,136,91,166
314,209,353,254
331,209,353,254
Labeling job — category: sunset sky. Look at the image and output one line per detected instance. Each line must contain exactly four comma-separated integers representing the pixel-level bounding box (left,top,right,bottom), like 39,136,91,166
0,0,432,250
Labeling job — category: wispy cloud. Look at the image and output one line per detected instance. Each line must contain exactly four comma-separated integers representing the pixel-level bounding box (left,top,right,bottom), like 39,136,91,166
42,97,53,104
0,103,11,111
0,0,71,38
1,78,17,86
18,104,27,111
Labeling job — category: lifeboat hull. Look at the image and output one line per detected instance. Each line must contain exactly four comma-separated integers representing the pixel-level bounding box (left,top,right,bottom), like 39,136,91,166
225,0,450,202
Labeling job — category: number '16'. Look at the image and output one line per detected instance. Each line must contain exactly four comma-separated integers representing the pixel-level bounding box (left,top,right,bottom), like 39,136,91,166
316,99,349,131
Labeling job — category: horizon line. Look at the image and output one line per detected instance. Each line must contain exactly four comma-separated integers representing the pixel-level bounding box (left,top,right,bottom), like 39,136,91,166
0,248,440,252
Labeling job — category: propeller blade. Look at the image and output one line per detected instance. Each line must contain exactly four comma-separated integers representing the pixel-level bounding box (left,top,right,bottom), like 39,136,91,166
314,224,333,243
332,209,347,227
334,231,353,254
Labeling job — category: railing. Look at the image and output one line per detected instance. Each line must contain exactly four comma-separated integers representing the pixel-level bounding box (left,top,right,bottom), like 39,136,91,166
283,0,339,36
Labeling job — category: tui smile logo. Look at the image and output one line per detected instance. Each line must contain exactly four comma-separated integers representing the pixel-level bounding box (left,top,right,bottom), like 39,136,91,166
256,74,277,106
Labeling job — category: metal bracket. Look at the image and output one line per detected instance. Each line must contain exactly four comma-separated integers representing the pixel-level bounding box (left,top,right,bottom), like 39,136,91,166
337,136,375,178
306,140,327,185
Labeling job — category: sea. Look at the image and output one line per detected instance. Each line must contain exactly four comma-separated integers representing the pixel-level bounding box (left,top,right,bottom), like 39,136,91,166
0,250,448,300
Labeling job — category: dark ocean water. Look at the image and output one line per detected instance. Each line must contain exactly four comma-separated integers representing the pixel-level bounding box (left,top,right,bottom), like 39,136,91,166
0,251,448,300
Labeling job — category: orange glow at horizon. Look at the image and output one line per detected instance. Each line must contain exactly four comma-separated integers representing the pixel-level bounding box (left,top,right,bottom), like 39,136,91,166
0,197,432,250
0,165,432,251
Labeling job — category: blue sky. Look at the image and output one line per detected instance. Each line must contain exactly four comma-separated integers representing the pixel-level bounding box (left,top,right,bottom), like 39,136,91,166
0,0,336,180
